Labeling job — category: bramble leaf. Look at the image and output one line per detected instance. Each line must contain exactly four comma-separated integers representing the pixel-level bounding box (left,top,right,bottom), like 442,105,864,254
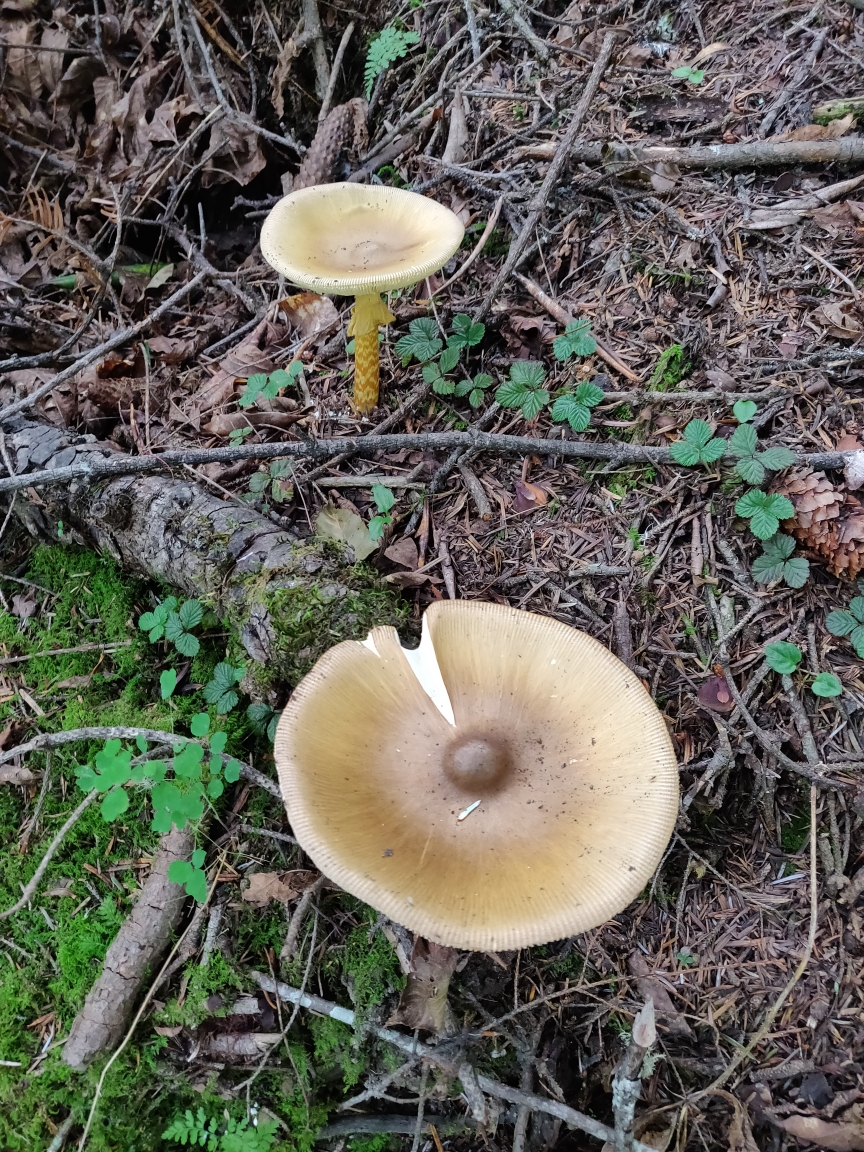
395,317,441,364
553,318,596,361
509,361,546,390
438,344,461,373
450,314,485,349
758,446,796,471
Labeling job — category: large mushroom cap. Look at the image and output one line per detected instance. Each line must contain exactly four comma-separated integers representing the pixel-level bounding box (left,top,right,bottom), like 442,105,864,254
275,601,679,950
260,183,465,296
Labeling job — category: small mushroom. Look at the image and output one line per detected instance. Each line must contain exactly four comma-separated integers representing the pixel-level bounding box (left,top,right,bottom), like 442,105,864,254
697,675,735,713
275,601,679,950
260,183,464,414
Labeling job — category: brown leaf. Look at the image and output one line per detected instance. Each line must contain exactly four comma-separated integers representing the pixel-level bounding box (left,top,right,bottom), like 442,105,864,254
54,54,106,107
316,505,377,561
513,480,548,513
727,1102,760,1152
814,302,863,340
845,450,864,493
201,119,266,187
242,869,319,907
11,587,37,619
776,1115,864,1151
279,292,340,343
6,19,42,100
442,86,471,166
383,570,432,588
388,938,459,1034
0,765,36,786
632,999,656,1049
384,537,418,569
38,26,68,93
780,115,855,142
628,952,693,1037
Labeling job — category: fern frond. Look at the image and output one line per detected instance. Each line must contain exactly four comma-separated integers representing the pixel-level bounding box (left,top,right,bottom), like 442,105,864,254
364,27,419,98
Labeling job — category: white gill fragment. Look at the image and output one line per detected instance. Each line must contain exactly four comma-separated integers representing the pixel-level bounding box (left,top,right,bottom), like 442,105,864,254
401,619,456,726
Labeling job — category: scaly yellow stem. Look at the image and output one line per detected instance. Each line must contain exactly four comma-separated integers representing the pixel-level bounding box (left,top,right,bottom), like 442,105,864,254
347,293,395,415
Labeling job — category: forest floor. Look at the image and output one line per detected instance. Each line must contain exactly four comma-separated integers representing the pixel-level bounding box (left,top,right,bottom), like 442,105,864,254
2,0,864,1149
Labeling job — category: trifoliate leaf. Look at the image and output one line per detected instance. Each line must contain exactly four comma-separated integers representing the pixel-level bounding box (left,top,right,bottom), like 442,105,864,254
509,361,546,389
432,376,455,394
495,380,528,409
450,314,485,348
552,318,596,360
782,557,810,588
848,595,864,623
811,672,843,698
669,440,702,467
764,641,802,674
173,631,199,658
551,394,591,432
826,609,857,636
729,424,758,456
751,553,785,584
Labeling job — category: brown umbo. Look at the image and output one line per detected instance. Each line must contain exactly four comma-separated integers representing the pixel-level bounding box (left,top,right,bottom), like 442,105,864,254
274,601,679,951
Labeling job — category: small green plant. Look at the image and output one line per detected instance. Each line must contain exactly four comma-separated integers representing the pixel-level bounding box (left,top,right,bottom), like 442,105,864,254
167,848,208,903
764,641,802,674
228,425,254,446
163,1107,278,1151
735,490,794,539
675,947,699,968
727,423,796,485
368,484,395,541
496,361,548,420
751,533,809,589
203,662,245,714
733,399,757,423
553,318,596,361
247,701,279,742
239,364,302,408
139,596,203,657
453,372,494,407
248,460,293,506
161,667,178,699
396,317,441,365
364,26,419,97
551,380,605,432
764,642,843,698
826,586,864,658
671,64,704,84
669,419,726,467
650,343,688,388
397,314,486,394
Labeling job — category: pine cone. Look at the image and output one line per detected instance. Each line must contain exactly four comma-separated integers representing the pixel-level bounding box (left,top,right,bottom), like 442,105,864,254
294,98,368,191
775,468,864,578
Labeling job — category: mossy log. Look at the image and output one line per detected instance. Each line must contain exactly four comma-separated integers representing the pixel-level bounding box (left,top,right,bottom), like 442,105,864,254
813,97,864,125
3,416,405,686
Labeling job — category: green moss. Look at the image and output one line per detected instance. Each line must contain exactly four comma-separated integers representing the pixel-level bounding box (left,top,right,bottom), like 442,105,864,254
307,1015,366,1089
649,344,689,390
337,911,405,1014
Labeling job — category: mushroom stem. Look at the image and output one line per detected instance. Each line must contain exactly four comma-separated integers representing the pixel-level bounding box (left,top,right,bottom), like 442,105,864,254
348,293,395,414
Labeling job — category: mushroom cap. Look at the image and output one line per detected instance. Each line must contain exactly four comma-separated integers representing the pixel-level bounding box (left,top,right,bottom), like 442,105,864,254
260,183,465,296
275,601,679,950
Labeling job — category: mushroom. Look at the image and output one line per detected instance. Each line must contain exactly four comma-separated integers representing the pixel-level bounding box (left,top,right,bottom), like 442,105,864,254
275,601,679,950
260,183,465,414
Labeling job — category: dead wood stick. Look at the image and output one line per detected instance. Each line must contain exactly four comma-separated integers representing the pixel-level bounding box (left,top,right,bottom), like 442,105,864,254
514,273,640,382
459,462,492,520
0,639,132,667
302,0,331,101
474,30,617,322
0,270,209,420
280,874,326,963
318,21,355,121
434,195,504,295
252,971,657,1152
528,135,864,171
2,427,859,497
498,0,548,60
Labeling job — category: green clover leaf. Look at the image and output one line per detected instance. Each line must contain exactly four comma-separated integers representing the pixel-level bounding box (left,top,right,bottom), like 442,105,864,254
190,713,210,738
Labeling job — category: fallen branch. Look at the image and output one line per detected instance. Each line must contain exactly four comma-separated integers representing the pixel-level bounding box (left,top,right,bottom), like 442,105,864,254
0,640,132,667
516,135,864,172
252,972,656,1152
0,422,855,497
63,825,194,1070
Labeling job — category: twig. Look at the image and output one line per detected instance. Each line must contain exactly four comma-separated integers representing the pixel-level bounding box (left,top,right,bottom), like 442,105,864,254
238,824,298,846
3,426,858,498
0,790,98,921
47,1115,76,1152
434,196,503,295
463,0,482,61
280,874,326,963
251,972,656,1152
0,272,209,420
498,0,549,60
0,640,132,668
459,463,492,520
475,31,617,322
18,748,52,854
318,21,355,121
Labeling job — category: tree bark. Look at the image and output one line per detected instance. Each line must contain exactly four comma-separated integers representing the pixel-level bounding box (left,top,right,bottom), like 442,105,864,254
3,416,403,679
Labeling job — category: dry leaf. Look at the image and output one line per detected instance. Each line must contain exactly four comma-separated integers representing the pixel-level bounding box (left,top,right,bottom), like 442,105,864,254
442,86,470,166
6,20,42,100
845,450,864,492
11,587,37,619
632,999,656,1049
201,119,266,187
512,480,549,513
814,302,863,340
776,1115,864,1151
316,505,377,560
837,433,864,451
384,537,418,569
279,292,340,343
145,263,174,292
242,870,318,907
0,764,36,786
39,26,69,93
628,951,693,1037
779,115,855,142
388,938,459,1033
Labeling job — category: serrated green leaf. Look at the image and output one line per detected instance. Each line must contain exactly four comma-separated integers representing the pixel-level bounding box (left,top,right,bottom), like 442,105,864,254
101,788,129,822
669,440,702,467
139,611,159,632
468,388,484,407
729,424,758,456
551,394,591,431
733,399,756,422
699,438,727,463
811,672,843,698
439,345,461,373
749,508,782,539
764,493,794,519
395,318,441,364
850,625,864,657
160,668,177,700
421,361,442,383
849,596,864,624
782,557,810,588
509,361,546,389
752,554,785,584
735,456,766,485
758,446,796,471
453,378,473,397
190,713,210,737
683,419,714,447
163,612,183,642
215,690,238,714
763,533,796,561
177,600,203,630
735,489,769,517
765,641,802,674
573,381,604,407
432,376,455,394
174,631,199,658
521,387,549,420
495,380,528,409
826,609,857,636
